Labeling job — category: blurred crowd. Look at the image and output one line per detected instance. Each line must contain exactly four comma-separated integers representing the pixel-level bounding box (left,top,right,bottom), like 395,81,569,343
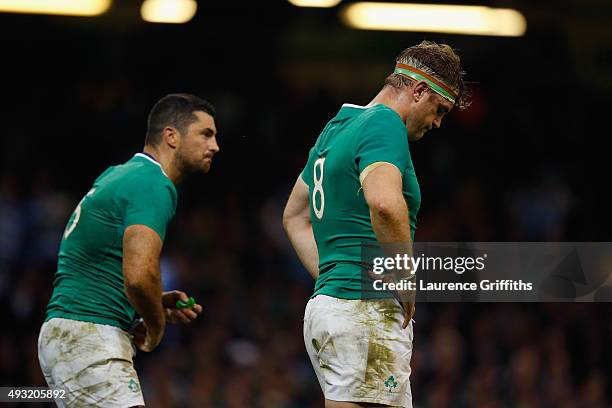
1,164,610,407
1,5,610,404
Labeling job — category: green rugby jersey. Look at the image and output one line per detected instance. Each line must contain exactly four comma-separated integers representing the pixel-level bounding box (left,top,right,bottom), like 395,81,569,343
301,104,421,299
45,153,177,331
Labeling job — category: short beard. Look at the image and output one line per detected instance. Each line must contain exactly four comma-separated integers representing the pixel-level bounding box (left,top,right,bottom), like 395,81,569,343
174,146,205,178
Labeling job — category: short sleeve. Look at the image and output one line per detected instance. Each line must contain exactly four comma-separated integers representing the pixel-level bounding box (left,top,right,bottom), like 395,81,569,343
355,110,409,175
300,147,316,185
124,181,176,242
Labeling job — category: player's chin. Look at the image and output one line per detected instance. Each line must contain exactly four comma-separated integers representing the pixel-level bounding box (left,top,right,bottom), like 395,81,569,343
200,161,212,173
409,132,424,142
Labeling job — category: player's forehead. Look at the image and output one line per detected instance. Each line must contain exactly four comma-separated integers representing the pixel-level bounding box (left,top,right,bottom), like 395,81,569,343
190,110,217,134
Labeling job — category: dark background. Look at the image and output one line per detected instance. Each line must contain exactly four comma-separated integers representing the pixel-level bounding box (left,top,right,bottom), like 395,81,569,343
1,0,611,407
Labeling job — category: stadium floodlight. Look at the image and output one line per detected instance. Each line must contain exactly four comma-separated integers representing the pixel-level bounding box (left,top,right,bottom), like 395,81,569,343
288,0,342,8
340,2,527,37
141,0,197,24
0,0,110,16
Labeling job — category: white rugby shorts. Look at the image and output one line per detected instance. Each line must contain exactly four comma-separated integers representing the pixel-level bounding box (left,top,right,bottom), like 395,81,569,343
38,317,145,407
304,295,414,407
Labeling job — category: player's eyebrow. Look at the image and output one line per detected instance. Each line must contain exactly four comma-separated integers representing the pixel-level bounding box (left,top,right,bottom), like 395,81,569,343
201,127,217,136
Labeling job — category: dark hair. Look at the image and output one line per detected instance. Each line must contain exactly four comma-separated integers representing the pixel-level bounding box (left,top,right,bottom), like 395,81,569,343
384,41,470,110
145,93,216,146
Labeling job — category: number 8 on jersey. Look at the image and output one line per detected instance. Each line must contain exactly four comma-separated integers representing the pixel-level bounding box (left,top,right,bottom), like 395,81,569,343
312,157,325,220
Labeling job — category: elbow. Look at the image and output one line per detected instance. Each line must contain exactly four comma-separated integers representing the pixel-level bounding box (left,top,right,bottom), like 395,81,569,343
370,199,396,219
369,194,407,222
124,268,155,293
282,206,301,233
282,209,311,234
282,209,291,233
124,275,145,293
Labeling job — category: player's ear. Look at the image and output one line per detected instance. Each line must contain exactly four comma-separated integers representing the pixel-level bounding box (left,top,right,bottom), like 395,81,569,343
162,126,179,149
413,81,429,102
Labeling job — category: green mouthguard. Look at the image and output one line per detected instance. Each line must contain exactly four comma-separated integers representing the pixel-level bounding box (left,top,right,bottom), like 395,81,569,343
176,297,196,309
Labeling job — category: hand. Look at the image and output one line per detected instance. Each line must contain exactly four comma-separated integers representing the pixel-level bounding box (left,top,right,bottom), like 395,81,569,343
401,300,416,329
162,290,203,324
132,320,163,352
367,268,415,329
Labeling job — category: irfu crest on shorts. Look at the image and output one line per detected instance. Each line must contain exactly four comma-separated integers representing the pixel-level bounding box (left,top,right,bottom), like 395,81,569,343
384,375,399,392
128,379,141,393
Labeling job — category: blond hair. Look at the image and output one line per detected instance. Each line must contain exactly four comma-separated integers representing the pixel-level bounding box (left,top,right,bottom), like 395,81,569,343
385,41,470,110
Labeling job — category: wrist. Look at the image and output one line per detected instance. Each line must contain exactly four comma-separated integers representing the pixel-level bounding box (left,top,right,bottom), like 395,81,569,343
146,316,165,335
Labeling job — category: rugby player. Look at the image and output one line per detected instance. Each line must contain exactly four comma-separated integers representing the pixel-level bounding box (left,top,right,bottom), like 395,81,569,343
283,42,469,407
38,93,219,407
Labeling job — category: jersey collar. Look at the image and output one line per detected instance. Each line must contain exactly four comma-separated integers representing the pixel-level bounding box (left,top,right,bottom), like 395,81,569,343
134,153,169,178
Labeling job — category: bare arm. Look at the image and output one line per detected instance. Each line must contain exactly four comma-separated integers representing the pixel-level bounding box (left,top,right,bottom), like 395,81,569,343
362,163,415,327
123,224,165,351
283,176,319,279
362,164,411,244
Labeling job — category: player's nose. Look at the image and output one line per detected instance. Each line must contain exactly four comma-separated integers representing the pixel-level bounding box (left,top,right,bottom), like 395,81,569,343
209,136,220,153
432,118,441,129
